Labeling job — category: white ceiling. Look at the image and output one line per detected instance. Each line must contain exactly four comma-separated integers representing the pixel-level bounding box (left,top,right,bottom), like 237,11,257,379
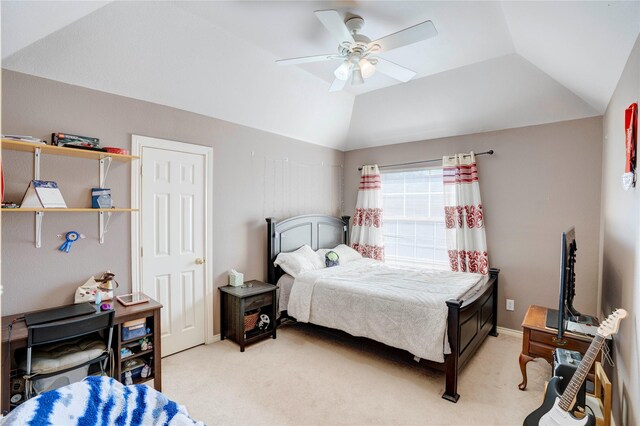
0,1,110,58
348,54,599,149
171,1,516,96
2,1,639,151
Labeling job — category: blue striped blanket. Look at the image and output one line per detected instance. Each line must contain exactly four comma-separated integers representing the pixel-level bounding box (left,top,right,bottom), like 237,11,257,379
0,376,204,426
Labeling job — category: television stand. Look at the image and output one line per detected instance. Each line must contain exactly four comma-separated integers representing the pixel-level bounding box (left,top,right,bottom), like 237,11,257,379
519,305,603,391
545,308,598,330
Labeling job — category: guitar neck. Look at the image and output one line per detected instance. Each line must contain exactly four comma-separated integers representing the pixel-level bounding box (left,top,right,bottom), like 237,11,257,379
558,334,605,411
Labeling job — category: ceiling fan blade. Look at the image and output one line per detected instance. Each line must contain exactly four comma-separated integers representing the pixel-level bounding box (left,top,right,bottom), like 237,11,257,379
374,58,417,82
329,77,348,92
372,20,437,53
315,10,355,45
276,54,342,66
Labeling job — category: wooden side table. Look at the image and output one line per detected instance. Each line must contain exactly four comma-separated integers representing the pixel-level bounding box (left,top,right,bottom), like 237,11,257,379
219,281,277,352
519,305,599,390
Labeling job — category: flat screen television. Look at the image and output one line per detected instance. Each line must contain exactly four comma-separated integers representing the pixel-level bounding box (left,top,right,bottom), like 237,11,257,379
546,227,595,338
557,227,578,337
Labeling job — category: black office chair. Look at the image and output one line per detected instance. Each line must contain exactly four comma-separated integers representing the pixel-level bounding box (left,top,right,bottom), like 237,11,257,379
19,310,114,400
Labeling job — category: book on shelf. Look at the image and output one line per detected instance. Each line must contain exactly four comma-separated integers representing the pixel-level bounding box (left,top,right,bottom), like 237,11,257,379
122,318,146,328
20,180,67,208
1,135,43,144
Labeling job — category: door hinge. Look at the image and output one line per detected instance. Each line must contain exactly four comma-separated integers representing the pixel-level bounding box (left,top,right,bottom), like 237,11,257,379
140,247,143,257
140,165,143,176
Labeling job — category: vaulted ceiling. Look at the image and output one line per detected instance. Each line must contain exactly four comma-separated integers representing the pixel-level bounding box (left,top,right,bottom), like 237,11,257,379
2,1,639,151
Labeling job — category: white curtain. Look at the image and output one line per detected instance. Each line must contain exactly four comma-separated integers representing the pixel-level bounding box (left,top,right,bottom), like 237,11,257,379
443,152,489,275
351,165,384,261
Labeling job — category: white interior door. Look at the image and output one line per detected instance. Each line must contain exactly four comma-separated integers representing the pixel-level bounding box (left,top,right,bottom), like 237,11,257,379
141,145,206,356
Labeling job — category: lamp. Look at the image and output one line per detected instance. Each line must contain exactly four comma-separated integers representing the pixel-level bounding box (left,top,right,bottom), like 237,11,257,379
351,64,364,85
334,60,351,81
360,59,376,79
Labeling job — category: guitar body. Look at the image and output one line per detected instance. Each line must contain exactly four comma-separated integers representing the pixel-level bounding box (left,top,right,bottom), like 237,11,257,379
523,377,595,426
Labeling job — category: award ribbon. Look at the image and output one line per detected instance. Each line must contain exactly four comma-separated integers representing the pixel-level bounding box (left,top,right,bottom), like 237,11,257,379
59,231,80,253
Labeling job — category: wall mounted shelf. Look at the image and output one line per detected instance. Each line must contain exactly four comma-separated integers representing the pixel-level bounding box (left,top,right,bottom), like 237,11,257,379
1,139,139,161
1,138,139,247
2,208,139,213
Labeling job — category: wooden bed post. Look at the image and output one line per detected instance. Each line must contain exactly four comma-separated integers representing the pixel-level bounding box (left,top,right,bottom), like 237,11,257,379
341,216,350,244
489,268,500,337
266,217,277,284
443,298,461,403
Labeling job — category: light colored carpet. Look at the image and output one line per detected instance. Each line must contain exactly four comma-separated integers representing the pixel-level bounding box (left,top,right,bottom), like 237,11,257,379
162,322,550,425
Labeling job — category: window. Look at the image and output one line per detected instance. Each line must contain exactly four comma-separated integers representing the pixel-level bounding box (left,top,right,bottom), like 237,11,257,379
382,167,447,268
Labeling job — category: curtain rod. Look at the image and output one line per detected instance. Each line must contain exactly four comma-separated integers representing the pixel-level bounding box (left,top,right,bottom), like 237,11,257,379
357,150,494,171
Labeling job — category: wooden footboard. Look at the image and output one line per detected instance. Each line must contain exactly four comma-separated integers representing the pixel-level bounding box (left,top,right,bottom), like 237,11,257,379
442,267,500,402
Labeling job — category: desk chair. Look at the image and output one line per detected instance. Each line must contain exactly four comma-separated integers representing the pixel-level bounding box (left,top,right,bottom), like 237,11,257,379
19,310,114,400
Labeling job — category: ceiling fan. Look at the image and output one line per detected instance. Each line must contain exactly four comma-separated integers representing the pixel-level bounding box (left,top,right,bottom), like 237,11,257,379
276,10,438,92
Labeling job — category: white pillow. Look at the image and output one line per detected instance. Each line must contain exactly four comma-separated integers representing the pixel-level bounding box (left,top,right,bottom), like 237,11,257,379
317,244,363,265
333,244,363,263
274,245,324,277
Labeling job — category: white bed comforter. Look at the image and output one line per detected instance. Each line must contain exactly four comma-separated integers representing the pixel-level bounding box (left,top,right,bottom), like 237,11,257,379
287,258,483,363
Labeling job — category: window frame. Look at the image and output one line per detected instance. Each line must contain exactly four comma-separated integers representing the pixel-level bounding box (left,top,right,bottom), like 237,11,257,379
381,166,448,269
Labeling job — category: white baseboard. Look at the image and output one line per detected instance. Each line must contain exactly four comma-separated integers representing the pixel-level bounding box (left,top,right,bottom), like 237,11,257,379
496,326,523,338
206,334,221,344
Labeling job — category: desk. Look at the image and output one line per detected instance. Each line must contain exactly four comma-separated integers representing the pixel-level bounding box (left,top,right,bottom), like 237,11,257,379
519,305,600,391
2,298,162,413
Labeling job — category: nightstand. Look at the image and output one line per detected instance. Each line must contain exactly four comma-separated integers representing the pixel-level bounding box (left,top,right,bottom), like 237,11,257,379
519,305,601,391
219,281,277,352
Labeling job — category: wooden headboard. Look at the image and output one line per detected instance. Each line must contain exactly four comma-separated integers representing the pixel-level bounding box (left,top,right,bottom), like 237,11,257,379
265,215,350,284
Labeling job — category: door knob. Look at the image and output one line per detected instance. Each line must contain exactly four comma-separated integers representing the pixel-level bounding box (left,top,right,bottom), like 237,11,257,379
195,258,205,265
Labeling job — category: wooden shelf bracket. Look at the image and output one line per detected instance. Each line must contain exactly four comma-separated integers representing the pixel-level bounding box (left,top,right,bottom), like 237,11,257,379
99,211,112,244
34,147,41,180
35,211,44,248
99,157,113,189
99,156,113,244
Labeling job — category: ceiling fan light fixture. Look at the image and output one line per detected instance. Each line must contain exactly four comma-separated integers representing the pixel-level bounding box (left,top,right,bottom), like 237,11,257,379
360,59,376,79
334,60,351,81
277,10,434,92
351,65,364,85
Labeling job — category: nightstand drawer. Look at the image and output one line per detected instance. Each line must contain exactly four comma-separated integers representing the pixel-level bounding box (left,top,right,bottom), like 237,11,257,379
530,330,591,352
529,341,555,361
244,292,274,311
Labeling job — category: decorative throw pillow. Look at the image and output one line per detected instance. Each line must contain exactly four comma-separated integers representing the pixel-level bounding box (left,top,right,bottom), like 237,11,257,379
325,251,340,267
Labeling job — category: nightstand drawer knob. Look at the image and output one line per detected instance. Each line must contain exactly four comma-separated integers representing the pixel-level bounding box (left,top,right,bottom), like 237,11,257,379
195,258,205,265
552,337,567,346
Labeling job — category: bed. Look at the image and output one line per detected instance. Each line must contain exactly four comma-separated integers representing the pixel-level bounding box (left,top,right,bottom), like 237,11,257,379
266,214,499,403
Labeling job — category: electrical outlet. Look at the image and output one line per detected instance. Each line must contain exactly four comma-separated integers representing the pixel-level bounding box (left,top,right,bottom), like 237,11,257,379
506,299,515,311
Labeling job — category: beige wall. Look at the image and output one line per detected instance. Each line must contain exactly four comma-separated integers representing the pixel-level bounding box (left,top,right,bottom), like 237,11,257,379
344,117,603,331
1,70,344,339
600,35,640,426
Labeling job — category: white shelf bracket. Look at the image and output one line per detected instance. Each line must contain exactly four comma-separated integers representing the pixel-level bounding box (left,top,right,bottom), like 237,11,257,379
99,211,112,244
34,148,41,180
99,157,113,189
35,211,44,248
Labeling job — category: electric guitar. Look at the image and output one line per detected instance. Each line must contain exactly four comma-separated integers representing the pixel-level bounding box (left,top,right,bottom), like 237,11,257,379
523,308,627,426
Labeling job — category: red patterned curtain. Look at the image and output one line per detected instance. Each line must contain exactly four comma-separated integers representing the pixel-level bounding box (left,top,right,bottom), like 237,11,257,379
351,165,384,261
443,153,489,275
